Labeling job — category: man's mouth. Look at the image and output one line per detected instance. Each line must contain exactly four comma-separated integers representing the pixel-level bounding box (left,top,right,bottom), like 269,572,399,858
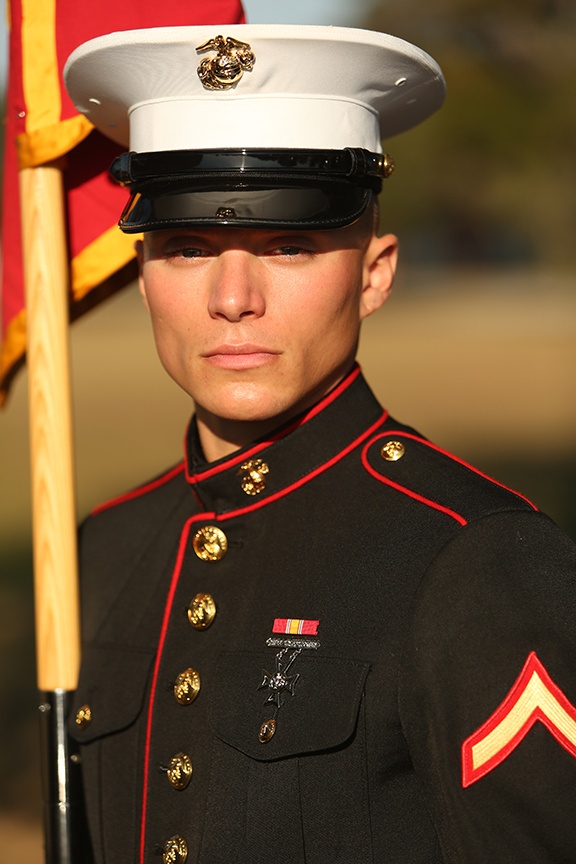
203,344,280,370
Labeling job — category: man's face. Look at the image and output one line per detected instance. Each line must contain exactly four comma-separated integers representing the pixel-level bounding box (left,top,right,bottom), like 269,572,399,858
137,218,397,431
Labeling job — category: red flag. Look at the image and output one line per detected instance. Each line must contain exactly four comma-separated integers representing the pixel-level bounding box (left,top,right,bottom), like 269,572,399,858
0,0,245,404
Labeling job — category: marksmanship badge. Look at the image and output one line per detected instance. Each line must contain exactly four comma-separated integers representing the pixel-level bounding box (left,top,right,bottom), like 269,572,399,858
259,648,301,711
257,617,320,743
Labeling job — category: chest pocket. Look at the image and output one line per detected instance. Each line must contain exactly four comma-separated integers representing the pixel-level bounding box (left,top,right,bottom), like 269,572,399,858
209,650,370,759
67,644,154,743
202,650,374,864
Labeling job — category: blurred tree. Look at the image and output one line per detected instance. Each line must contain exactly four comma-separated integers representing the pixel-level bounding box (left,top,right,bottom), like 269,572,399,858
365,0,576,265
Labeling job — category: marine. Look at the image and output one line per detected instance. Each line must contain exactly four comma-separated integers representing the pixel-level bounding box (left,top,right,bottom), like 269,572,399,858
64,23,576,864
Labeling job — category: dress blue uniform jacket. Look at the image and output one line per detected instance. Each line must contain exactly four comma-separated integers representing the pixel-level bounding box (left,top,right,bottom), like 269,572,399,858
71,365,576,863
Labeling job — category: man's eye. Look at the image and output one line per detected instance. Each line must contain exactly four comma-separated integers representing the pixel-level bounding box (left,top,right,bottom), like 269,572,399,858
275,246,307,257
178,247,204,258
163,246,205,259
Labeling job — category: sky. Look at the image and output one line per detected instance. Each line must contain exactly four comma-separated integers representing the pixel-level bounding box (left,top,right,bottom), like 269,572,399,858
242,0,375,26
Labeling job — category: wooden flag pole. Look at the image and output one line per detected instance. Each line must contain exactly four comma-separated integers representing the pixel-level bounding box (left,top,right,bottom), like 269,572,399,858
20,163,79,693
20,163,89,863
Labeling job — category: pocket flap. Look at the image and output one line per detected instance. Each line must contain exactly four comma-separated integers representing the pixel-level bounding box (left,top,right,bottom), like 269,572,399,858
210,651,370,761
68,644,154,743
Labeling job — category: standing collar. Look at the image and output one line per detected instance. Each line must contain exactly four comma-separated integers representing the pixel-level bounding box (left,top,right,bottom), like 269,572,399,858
185,365,387,515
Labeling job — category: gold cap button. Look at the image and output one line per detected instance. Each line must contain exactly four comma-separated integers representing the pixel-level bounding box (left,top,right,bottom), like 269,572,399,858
174,668,201,705
381,152,395,178
258,718,277,744
167,753,193,790
75,704,92,730
187,593,216,630
163,835,188,864
192,525,228,561
380,440,406,462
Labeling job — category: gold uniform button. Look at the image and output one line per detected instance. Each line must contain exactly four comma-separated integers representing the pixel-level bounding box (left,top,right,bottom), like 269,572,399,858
173,668,201,705
258,718,277,744
163,835,188,864
380,440,406,462
192,525,228,561
167,753,193,790
75,704,92,730
187,593,216,630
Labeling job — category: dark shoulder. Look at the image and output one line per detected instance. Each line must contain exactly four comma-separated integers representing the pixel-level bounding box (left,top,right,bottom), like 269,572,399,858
361,417,537,527
78,461,194,640
86,459,186,519
79,460,192,559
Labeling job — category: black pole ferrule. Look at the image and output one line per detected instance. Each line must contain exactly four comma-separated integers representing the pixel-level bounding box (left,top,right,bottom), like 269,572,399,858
38,690,93,864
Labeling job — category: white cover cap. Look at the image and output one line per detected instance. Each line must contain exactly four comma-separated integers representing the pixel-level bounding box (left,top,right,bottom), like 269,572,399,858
64,24,446,154
63,25,445,232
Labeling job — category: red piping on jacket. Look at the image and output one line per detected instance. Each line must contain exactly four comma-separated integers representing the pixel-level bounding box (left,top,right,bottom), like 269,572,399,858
362,451,468,526
138,395,385,861
138,511,214,864
185,364,363,483
90,462,186,517
361,431,537,527
218,408,388,519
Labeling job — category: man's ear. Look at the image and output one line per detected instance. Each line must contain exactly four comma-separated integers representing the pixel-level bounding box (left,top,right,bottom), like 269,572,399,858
360,233,398,320
135,239,149,311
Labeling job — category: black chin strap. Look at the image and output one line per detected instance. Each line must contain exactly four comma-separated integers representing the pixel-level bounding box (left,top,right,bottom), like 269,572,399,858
110,147,393,193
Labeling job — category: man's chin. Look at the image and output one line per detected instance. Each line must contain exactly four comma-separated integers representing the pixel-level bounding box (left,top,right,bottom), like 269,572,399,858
195,384,294,427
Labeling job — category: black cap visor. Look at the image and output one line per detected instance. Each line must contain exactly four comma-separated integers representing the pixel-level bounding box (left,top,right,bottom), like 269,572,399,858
110,148,385,233
119,183,373,232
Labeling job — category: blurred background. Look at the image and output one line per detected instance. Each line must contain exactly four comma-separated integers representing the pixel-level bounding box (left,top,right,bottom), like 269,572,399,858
1,0,575,858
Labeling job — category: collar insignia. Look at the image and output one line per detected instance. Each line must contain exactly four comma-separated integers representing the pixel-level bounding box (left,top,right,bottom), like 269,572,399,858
238,458,269,495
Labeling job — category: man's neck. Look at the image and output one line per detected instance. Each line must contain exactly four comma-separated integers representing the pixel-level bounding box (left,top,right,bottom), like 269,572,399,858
196,411,286,463
194,364,356,463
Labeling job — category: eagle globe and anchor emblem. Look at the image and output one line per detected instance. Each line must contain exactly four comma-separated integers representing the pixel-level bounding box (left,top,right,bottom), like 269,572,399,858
196,35,255,90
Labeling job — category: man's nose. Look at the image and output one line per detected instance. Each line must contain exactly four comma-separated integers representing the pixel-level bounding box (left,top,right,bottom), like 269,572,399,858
207,251,266,322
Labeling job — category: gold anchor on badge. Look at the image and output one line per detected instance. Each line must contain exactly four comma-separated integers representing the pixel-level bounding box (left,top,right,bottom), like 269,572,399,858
196,35,255,90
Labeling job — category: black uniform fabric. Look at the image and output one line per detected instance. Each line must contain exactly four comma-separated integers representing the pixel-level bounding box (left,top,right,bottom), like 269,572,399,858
71,366,576,863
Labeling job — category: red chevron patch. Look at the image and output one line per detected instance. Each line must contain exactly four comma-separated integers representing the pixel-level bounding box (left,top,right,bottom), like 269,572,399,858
462,651,576,787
